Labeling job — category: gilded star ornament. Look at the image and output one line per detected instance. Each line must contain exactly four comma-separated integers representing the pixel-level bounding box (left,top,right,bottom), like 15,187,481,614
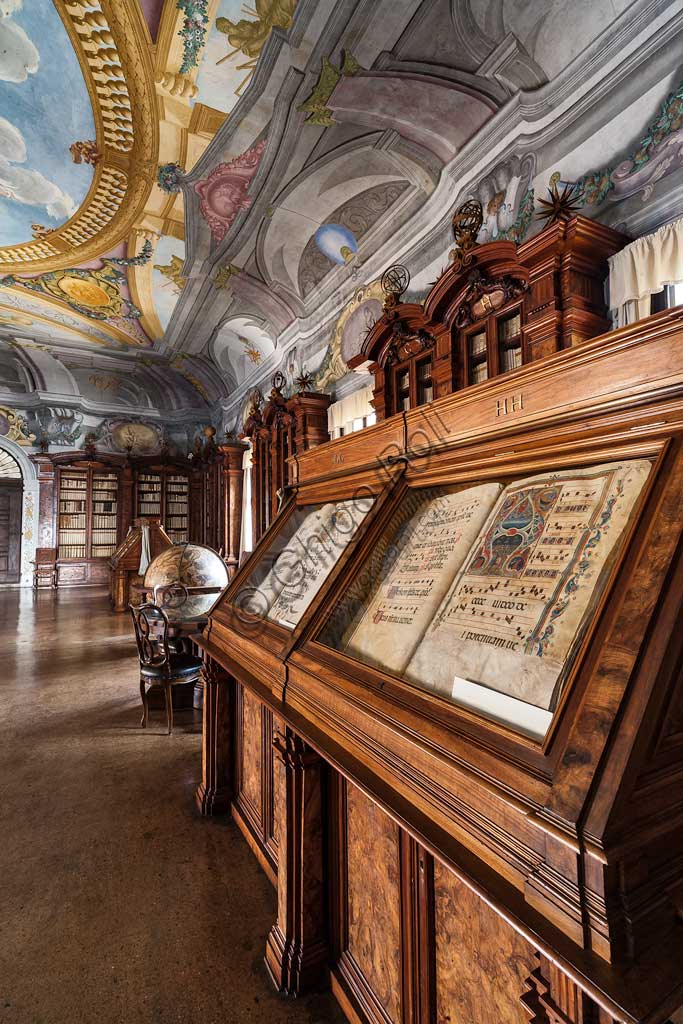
536,174,585,228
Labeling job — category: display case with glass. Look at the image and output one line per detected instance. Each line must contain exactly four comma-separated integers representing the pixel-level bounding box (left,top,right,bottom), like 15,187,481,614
314,460,651,740
228,494,376,632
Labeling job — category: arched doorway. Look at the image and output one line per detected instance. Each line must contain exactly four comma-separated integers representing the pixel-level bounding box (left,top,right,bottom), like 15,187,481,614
0,449,22,584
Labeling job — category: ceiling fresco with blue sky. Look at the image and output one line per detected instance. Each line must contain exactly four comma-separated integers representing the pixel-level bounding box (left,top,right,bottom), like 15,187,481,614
0,0,95,247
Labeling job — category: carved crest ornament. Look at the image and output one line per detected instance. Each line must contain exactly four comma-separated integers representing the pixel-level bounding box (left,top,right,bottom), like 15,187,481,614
195,137,268,242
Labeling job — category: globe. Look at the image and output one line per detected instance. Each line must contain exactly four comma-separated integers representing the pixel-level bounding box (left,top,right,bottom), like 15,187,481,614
144,542,229,621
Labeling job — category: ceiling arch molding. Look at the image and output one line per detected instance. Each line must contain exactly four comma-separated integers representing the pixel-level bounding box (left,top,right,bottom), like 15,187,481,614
326,70,496,163
254,131,438,298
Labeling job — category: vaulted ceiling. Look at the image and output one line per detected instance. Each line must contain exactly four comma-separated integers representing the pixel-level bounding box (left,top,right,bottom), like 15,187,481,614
1,0,683,434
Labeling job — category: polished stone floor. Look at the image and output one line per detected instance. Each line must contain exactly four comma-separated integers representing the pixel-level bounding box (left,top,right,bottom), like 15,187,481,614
0,587,343,1024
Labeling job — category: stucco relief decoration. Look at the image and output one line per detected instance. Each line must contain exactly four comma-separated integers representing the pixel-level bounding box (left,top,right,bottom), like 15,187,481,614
0,406,35,445
95,419,163,455
576,77,683,205
29,407,83,447
0,244,153,347
194,137,267,242
315,278,384,389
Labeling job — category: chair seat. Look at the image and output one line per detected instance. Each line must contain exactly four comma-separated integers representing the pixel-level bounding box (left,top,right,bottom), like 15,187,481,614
141,653,203,683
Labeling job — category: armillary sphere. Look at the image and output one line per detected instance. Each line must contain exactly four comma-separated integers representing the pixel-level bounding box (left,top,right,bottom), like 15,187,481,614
381,264,410,297
452,199,483,248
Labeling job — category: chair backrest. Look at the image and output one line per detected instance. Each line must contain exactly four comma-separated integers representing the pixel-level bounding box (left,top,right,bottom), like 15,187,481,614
129,602,171,672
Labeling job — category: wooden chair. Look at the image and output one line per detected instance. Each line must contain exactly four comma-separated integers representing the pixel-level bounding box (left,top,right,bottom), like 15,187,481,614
129,602,203,734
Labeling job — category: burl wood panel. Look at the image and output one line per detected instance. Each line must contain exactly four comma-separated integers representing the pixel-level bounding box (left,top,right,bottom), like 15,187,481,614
433,858,537,1024
240,686,263,817
346,782,402,1023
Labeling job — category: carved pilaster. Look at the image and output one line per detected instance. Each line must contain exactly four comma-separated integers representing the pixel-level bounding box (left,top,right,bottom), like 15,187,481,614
195,656,234,816
218,439,248,577
265,728,328,995
285,391,332,451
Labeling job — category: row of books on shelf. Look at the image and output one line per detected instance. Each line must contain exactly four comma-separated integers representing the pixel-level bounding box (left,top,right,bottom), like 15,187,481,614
59,515,86,528
60,476,87,490
59,499,87,513
166,503,188,515
92,532,117,545
59,545,87,559
138,502,161,515
92,514,117,528
498,312,521,340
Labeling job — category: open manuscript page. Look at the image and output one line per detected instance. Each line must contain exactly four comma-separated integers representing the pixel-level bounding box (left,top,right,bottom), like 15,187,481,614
343,483,503,674
406,460,651,719
264,497,374,628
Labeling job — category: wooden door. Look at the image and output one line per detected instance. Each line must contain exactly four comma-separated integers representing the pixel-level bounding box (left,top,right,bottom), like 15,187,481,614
0,483,22,583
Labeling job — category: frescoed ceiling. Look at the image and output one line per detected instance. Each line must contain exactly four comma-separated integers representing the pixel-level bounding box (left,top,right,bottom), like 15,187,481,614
0,0,682,436
0,0,95,247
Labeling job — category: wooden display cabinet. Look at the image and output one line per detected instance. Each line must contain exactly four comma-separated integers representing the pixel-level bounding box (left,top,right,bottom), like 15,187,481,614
196,307,683,1024
241,376,331,545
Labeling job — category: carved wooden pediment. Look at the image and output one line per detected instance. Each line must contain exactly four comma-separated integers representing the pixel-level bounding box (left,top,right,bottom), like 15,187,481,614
454,269,529,328
377,319,435,368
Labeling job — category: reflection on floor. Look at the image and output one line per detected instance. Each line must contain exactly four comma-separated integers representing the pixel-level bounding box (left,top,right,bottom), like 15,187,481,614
0,587,344,1024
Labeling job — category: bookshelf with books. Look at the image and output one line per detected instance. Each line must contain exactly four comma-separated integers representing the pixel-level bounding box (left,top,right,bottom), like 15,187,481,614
164,474,189,543
54,462,123,586
132,463,191,545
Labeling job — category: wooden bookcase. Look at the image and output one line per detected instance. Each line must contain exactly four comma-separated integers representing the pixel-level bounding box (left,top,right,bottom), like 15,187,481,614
354,214,628,420
134,466,189,543
54,463,122,586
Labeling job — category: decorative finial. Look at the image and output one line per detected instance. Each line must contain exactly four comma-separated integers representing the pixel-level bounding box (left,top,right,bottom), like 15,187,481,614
536,174,584,228
449,199,483,270
381,265,410,310
295,368,314,393
271,371,287,397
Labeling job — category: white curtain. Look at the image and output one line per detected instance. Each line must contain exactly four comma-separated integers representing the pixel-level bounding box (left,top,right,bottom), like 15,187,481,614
609,215,683,327
239,444,253,561
328,386,375,439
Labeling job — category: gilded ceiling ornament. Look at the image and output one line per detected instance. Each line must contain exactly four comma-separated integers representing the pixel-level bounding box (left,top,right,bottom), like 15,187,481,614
239,336,262,363
297,52,362,127
314,278,384,390
154,255,187,292
0,0,158,275
213,264,242,289
0,241,150,325
216,0,299,96
31,225,52,241
0,407,35,446
536,173,585,227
